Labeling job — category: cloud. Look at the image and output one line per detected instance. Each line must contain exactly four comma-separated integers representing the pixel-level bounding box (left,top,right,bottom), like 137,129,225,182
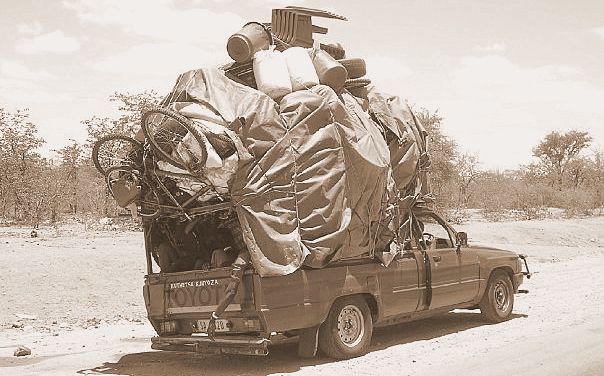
15,30,81,54
475,42,507,53
0,60,67,119
453,55,583,103
364,55,413,95
593,27,604,39
0,59,56,81
92,42,229,92
435,55,604,168
17,21,43,35
63,0,244,45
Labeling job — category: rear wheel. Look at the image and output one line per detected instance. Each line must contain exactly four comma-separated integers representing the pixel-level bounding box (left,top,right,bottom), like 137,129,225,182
319,296,373,359
479,270,514,322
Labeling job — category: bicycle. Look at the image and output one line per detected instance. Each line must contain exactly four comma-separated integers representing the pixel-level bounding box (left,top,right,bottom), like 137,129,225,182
105,157,232,222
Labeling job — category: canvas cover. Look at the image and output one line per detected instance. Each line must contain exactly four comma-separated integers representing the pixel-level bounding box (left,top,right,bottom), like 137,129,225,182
160,67,429,276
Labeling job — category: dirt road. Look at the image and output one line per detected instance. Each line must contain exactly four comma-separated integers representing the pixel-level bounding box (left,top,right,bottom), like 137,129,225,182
0,217,602,376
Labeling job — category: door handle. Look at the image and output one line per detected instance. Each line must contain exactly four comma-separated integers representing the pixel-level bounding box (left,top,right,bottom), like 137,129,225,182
432,255,442,262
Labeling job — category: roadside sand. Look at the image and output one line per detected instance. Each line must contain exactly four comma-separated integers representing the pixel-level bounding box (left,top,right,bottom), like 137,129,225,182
0,216,602,376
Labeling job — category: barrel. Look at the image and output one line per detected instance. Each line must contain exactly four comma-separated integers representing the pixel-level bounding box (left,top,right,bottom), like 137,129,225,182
227,22,273,63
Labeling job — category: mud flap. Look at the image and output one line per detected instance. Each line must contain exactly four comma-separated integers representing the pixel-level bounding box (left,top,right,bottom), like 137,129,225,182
297,324,320,358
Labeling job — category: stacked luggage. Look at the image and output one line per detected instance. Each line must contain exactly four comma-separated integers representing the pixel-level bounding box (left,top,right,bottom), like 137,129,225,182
92,6,432,277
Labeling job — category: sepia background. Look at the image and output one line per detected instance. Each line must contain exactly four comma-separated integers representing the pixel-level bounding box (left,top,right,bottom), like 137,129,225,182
0,1,602,375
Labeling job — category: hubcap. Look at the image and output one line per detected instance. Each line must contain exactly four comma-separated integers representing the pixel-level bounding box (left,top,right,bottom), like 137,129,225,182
337,305,365,347
494,281,510,313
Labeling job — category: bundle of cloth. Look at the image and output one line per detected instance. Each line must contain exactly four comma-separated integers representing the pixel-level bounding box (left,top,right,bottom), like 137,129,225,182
158,67,429,277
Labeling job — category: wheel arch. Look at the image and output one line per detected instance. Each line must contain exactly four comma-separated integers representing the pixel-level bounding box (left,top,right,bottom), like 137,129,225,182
478,266,516,302
490,266,516,288
320,292,379,325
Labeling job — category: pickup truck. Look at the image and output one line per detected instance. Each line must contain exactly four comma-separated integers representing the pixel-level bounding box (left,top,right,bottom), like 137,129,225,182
144,209,531,359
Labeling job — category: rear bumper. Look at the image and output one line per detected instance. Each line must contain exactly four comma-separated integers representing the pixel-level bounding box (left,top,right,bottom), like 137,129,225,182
151,335,270,356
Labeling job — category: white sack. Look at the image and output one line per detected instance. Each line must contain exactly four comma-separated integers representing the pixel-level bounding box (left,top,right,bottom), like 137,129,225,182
282,47,320,91
253,49,292,100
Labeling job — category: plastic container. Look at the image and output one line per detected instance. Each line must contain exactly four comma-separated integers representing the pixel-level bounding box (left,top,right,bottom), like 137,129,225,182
227,22,273,63
253,49,293,101
282,47,320,91
310,49,347,92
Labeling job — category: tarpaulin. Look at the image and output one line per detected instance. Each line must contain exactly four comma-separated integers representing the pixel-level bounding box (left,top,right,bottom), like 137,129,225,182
160,67,428,276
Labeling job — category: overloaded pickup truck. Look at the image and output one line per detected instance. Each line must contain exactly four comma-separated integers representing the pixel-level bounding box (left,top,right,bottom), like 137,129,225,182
143,208,531,359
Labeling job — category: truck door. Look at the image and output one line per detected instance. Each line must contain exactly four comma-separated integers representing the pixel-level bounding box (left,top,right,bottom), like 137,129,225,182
424,248,461,309
421,213,479,309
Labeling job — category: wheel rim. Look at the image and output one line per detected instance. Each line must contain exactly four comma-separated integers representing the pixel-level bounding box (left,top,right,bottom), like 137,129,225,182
142,108,208,170
337,305,365,348
493,280,510,313
93,136,142,175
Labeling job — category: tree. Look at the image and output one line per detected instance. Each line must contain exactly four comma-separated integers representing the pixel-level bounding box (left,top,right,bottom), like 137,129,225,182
456,152,480,206
55,140,85,214
110,90,162,134
415,109,459,209
84,90,162,146
0,108,46,222
532,130,592,187
80,91,162,217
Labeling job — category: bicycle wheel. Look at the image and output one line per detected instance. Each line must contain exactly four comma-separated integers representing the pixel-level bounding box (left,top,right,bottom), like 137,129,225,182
92,135,143,175
141,106,208,170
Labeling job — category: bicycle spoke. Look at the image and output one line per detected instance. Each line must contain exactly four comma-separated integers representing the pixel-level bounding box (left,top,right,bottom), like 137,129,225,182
93,135,142,175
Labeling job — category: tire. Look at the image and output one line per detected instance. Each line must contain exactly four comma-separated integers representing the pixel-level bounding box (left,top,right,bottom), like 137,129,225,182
92,135,143,176
347,85,368,99
318,296,373,359
141,105,208,170
479,270,514,323
344,77,372,90
338,58,366,79
320,43,346,60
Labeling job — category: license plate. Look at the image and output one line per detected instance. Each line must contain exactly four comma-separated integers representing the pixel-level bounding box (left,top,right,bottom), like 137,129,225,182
197,319,230,333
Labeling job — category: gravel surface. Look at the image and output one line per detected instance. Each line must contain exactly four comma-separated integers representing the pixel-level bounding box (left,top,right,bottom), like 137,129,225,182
0,216,602,376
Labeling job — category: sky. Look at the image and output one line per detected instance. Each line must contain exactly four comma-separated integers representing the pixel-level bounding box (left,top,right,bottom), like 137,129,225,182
1,0,603,170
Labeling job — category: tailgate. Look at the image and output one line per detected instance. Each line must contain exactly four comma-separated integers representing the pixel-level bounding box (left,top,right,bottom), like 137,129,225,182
145,268,261,335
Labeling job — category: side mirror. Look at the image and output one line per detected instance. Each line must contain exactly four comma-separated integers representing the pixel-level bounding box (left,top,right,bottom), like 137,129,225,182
456,232,468,247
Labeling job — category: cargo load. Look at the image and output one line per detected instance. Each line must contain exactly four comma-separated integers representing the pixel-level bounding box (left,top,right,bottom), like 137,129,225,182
92,6,432,278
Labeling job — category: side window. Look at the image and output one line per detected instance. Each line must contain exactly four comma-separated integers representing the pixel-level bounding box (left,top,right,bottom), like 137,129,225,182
421,214,454,249
399,212,454,251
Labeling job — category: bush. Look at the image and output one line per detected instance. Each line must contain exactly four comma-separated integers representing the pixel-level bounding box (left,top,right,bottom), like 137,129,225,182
560,189,597,217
